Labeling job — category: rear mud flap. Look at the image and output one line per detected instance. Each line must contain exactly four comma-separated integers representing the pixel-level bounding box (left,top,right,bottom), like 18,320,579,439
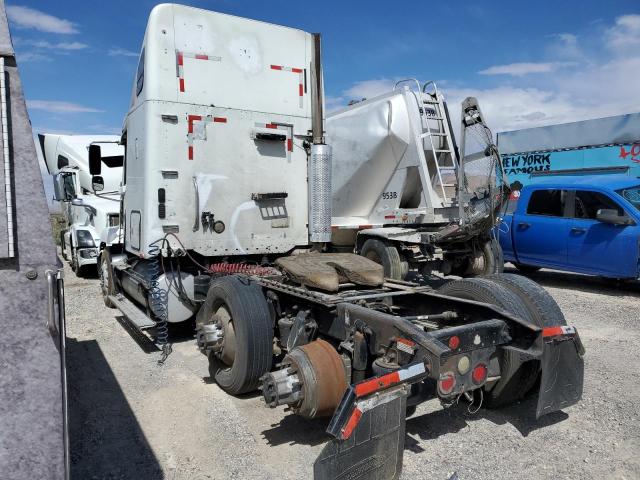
314,391,407,480
536,334,585,418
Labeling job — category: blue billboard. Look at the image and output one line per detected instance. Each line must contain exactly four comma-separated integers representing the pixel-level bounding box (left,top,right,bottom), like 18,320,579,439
501,143,640,186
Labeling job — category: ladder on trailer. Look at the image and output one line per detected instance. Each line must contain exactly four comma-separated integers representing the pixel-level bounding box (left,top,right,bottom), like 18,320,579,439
394,79,458,207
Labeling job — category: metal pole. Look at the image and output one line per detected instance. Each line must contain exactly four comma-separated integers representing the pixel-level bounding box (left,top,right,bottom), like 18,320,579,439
311,33,324,145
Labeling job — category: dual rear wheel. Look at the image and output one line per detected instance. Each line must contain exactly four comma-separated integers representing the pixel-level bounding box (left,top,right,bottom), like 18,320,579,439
438,273,565,407
198,271,561,411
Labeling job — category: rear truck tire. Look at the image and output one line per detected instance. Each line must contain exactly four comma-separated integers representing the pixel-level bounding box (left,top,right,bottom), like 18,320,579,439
514,263,541,274
450,239,504,277
483,273,566,395
197,275,273,395
99,250,116,308
437,277,537,408
361,238,408,280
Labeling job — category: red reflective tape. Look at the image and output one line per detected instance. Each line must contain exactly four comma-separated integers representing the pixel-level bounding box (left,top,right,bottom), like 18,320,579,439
543,326,575,338
188,146,194,160
213,117,227,123
287,138,293,152
177,52,183,66
179,78,185,92
358,225,373,230
291,67,303,73
187,115,202,133
341,407,362,439
270,65,282,70
299,83,303,96
354,371,400,397
195,54,208,60
384,215,395,219
265,123,278,129
543,326,564,338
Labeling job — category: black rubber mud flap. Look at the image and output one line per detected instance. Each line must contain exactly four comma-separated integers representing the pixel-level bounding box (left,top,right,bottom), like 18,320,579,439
536,334,585,418
313,391,407,480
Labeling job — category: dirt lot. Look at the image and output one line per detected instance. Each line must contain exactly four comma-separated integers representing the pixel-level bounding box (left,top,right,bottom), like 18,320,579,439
64,264,640,480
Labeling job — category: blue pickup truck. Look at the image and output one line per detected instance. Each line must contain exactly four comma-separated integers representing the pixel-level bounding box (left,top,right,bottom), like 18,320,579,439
498,174,640,279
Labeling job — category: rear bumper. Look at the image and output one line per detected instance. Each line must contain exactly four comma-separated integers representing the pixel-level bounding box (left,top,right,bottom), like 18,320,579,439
77,248,98,266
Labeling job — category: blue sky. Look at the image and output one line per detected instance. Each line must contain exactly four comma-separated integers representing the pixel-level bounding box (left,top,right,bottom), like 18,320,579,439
7,0,640,137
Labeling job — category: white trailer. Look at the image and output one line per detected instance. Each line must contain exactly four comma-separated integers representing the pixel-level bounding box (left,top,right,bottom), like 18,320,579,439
328,85,508,278
40,134,123,276
92,5,584,479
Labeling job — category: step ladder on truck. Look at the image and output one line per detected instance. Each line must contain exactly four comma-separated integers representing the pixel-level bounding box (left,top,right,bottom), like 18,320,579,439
328,80,509,279
92,5,585,479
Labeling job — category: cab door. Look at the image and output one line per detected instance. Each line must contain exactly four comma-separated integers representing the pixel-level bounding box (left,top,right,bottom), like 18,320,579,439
512,188,571,268
566,189,638,277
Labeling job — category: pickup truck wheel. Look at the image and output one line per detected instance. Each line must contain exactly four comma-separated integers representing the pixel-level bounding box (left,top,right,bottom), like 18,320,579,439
514,263,541,274
483,273,566,395
361,238,408,280
99,251,116,308
197,275,273,395
437,278,536,408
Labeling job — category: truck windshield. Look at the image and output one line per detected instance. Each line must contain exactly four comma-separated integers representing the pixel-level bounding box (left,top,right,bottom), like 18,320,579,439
617,185,640,212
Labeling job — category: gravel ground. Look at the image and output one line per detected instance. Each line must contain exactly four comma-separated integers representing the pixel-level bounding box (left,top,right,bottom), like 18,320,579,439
64,263,640,480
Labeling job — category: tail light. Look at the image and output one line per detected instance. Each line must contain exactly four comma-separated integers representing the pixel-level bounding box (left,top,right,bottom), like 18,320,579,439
448,335,460,350
438,372,456,395
472,363,488,385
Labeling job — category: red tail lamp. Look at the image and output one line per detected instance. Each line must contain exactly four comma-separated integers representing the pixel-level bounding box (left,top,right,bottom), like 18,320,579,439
472,363,488,385
438,372,456,395
448,335,460,350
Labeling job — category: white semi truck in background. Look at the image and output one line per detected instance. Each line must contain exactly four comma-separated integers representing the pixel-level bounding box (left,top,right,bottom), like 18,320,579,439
90,5,584,479
329,87,507,279
39,134,123,276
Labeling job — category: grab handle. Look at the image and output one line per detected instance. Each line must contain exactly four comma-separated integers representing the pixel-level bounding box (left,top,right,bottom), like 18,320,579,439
192,176,199,232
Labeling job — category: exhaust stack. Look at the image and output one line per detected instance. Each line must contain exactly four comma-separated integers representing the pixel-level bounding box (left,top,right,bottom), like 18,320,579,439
308,33,332,244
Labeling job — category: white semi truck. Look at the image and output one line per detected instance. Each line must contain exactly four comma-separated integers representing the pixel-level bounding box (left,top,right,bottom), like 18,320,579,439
329,88,508,279
39,134,123,276
92,5,584,479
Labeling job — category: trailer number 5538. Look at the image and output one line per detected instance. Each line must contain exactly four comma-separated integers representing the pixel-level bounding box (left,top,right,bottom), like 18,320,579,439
382,192,398,200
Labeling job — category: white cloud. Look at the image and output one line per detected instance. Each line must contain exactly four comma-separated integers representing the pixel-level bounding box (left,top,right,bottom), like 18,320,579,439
108,47,139,57
18,52,51,63
27,100,103,114
344,79,396,99
327,78,397,112
18,39,88,50
6,6,78,34
479,62,574,76
605,14,640,52
547,33,584,60
331,13,640,135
